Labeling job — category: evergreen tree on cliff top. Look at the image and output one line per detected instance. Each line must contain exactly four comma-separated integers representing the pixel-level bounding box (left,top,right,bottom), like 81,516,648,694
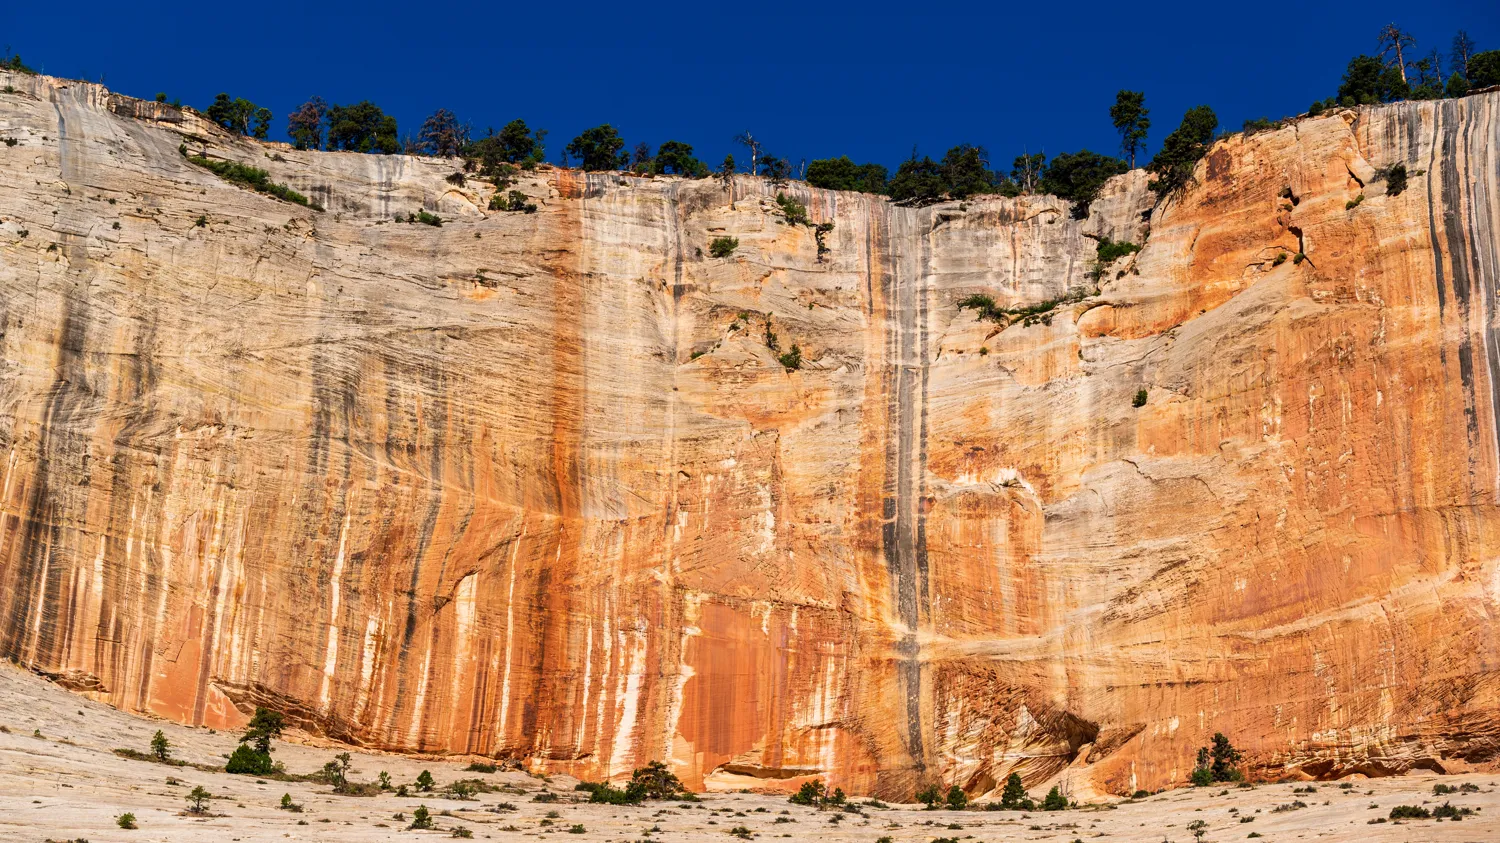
1110,90,1150,168
566,124,628,171
326,101,400,154
1147,105,1217,197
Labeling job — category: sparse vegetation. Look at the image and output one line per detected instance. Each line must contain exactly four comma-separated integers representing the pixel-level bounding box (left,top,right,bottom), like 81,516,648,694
1133,388,1148,408
1346,194,1365,210
184,153,323,211
280,793,303,812
1376,163,1408,196
205,92,271,138
1096,237,1141,265
1041,786,1068,811
1190,733,1244,786
489,189,537,213
958,287,1091,327
409,805,435,829
997,772,1035,811
117,812,137,829
777,345,803,372
186,785,212,814
1388,804,1430,819
1148,105,1218,197
226,707,283,775
709,236,739,258
775,193,809,226
944,785,968,810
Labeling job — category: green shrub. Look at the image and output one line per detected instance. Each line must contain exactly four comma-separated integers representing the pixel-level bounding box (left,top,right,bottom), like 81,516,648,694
1096,237,1141,264
409,805,434,829
5,54,39,75
1293,252,1306,264
789,780,827,806
1388,804,1430,819
226,744,272,775
490,189,537,213
588,782,643,805
775,193,809,226
1376,163,1408,196
729,827,751,839
1345,195,1365,210
117,812,138,829
451,828,474,839
416,770,435,791
709,236,739,258
445,779,479,800
466,762,499,774
280,793,303,812
1432,801,1473,819
185,154,322,211
1133,389,1148,408
1272,252,1286,266
568,824,587,834
629,760,689,800
1041,786,1068,810
777,345,803,371
914,785,941,809
944,785,967,810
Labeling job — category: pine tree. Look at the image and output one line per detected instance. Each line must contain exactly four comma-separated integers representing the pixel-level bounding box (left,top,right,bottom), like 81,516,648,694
1110,90,1150,168
150,729,170,762
999,773,1029,810
1377,23,1417,84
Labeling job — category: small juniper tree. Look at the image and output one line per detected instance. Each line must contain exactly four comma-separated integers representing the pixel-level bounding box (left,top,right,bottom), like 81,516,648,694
789,780,827,806
1209,732,1244,781
709,236,739,258
409,804,434,830
323,752,353,792
1041,785,1068,811
150,729,170,762
945,785,968,810
187,785,212,814
416,769,435,792
999,772,1030,810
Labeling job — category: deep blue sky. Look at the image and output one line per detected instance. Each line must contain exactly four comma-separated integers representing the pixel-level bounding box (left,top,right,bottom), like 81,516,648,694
4,1,1496,173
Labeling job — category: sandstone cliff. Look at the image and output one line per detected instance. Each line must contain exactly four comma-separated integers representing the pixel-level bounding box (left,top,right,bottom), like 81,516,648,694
1,70,1498,799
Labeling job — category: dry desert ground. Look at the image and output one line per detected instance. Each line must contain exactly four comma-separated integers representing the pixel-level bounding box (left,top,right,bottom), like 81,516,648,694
0,663,1495,842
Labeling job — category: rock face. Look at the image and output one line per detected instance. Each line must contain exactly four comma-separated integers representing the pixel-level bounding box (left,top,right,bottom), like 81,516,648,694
1,70,1499,799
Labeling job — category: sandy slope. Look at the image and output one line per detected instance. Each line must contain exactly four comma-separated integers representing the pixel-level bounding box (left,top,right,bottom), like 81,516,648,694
0,665,1496,842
